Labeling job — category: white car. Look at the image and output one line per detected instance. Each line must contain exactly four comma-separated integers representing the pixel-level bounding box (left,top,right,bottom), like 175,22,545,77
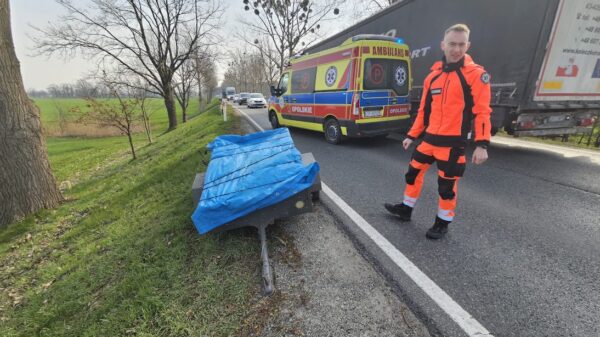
246,93,267,108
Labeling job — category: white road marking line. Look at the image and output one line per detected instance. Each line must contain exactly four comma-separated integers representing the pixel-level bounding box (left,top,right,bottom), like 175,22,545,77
236,107,264,131
235,105,494,337
322,183,493,337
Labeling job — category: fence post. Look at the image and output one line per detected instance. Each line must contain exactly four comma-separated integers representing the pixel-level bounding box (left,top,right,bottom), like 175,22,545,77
221,99,227,122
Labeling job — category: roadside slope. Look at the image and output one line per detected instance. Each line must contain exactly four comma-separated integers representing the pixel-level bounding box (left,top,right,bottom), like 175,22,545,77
0,106,262,336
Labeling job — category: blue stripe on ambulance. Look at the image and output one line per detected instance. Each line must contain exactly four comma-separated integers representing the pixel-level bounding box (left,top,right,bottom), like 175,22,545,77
313,92,353,105
288,93,315,105
360,91,410,107
286,91,410,106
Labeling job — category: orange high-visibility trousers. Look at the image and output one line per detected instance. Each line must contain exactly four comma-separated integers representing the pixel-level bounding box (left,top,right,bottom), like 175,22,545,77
402,141,466,222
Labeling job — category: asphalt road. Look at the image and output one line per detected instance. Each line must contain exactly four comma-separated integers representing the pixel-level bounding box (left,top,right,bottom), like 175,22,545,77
235,105,600,337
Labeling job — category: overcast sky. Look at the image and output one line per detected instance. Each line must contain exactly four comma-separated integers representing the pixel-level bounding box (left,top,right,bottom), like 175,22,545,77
11,0,370,91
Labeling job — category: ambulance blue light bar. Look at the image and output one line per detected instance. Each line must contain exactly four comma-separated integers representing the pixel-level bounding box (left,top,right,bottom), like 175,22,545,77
351,34,404,44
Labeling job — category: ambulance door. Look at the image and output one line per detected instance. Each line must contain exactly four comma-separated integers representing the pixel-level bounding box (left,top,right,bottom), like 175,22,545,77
276,72,291,117
363,58,410,117
289,67,316,122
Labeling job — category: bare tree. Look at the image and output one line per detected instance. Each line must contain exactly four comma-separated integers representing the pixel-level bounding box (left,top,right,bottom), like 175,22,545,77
139,92,154,144
46,84,61,98
0,0,62,227
253,37,281,87
223,49,250,93
200,59,218,104
206,66,218,100
132,83,154,144
46,82,75,98
53,100,70,135
346,0,400,22
26,88,49,98
370,0,400,9
74,79,99,98
195,48,218,110
246,53,265,93
80,79,141,159
33,0,223,131
174,59,197,123
240,0,342,74
223,47,274,95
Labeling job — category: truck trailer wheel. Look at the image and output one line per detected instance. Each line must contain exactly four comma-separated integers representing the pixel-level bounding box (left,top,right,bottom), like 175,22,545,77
324,118,342,144
269,111,280,129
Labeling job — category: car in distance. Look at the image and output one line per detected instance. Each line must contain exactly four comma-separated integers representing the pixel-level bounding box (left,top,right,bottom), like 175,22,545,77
238,92,250,105
247,93,267,108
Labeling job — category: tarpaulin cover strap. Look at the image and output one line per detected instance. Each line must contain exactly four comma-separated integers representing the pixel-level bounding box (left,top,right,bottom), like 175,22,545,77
191,128,320,234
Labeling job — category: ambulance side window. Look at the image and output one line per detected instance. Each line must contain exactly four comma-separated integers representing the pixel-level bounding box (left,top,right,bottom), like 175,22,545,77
278,73,290,94
291,68,316,93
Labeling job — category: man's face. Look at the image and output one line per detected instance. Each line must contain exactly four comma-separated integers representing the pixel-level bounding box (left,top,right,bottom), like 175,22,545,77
441,31,470,63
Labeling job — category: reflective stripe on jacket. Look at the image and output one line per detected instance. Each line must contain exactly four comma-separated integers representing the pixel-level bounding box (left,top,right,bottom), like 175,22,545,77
408,54,492,147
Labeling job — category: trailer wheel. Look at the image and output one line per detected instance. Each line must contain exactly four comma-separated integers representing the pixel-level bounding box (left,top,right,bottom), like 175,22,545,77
311,191,320,202
324,118,342,144
269,111,280,129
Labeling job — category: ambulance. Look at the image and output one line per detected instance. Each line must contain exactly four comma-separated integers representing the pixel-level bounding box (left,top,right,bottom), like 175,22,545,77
268,34,412,144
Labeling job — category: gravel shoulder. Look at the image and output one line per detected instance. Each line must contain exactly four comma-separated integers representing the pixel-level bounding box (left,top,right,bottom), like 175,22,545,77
237,113,431,337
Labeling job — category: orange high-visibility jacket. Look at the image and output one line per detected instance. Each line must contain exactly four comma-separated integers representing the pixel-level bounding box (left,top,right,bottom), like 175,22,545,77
408,54,492,147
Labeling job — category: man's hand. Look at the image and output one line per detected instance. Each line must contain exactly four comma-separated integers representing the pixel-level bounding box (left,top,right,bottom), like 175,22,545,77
472,146,488,164
402,138,413,150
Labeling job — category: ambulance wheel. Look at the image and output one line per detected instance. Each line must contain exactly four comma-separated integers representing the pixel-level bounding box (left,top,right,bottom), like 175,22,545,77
269,111,280,129
324,119,342,144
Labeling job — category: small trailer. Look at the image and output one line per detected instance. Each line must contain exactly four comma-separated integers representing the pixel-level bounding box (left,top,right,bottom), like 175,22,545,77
191,129,321,295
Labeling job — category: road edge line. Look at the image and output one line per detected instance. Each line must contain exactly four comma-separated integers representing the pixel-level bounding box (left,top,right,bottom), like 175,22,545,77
235,103,494,337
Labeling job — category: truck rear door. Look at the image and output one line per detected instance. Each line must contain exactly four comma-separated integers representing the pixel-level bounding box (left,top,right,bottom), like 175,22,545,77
534,0,600,102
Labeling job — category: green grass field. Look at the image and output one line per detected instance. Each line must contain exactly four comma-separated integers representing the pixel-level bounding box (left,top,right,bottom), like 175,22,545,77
0,105,264,336
34,98,214,135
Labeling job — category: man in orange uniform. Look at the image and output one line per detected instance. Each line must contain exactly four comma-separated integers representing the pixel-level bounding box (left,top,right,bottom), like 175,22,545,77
385,24,492,239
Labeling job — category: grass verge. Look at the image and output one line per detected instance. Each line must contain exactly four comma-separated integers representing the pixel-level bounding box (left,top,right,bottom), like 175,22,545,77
495,129,600,151
0,104,265,337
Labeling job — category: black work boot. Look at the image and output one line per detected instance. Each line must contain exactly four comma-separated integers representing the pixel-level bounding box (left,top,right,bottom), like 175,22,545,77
426,216,450,240
384,202,413,221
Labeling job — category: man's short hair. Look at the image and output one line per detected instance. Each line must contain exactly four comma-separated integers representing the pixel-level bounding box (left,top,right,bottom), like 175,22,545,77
445,24,470,38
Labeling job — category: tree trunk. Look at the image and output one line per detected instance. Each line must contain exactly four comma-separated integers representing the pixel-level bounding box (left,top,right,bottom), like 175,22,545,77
126,129,136,160
0,0,62,227
197,83,203,113
163,84,178,130
142,112,152,144
141,103,152,144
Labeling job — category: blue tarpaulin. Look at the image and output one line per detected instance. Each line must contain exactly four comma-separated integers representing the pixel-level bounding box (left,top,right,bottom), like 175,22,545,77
191,128,320,234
